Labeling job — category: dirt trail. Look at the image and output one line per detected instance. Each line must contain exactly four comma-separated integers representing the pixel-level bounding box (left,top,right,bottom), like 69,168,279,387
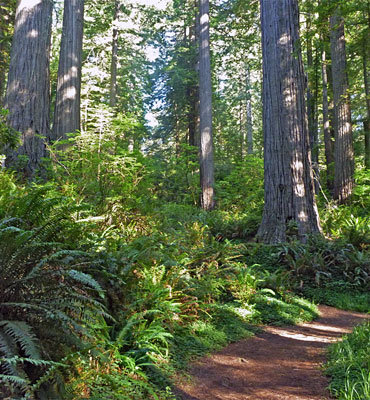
175,305,370,400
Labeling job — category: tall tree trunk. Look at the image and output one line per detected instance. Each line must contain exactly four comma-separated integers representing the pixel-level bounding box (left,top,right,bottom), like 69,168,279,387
0,28,6,106
52,0,84,141
110,0,119,108
188,10,199,148
306,24,320,194
0,1,16,106
330,9,354,203
198,0,215,210
257,0,321,244
246,67,253,155
363,37,370,169
4,0,53,176
321,42,335,190
306,18,319,186
239,99,244,160
188,84,199,147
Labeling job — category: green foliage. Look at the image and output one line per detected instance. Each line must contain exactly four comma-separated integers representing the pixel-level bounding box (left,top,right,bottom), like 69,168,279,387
321,205,370,250
2,0,370,398
2,150,367,399
215,157,264,212
325,321,370,400
66,316,175,400
147,145,200,205
48,127,148,209
0,212,106,398
171,304,257,370
319,169,370,251
302,288,370,313
352,169,370,210
277,237,370,291
0,109,21,151
253,293,319,325
0,170,21,216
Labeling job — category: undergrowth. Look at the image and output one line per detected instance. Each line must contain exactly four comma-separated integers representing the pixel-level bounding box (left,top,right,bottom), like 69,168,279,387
325,322,370,400
0,159,368,399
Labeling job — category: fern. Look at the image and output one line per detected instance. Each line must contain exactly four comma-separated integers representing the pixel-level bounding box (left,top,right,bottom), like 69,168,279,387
0,321,40,359
0,373,29,387
1,356,66,368
0,212,108,398
67,269,103,292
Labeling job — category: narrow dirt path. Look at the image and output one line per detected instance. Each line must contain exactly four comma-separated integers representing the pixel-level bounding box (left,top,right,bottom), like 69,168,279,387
174,305,370,400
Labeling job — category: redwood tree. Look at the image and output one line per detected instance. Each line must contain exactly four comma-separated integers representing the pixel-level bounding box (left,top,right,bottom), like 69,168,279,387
199,0,215,210
4,0,53,175
362,22,370,169
52,0,84,141
257,0,321,243
321,40,335,190
109,0,120,108
330,7,354,203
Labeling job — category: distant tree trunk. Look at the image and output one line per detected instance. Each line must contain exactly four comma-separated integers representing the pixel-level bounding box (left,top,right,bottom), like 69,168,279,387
321,43,335,190
306,23,315,154
363,39,370,169
239,99,244,160
246,67,253,155
198,0,215,210
0,28,6,106
110,0,119,108
188,10,199,148
52,0,84,141
188,84,199,147
330,9,354,203
4,0,53,175
174,105,181,156
257,0,321,244
306,22,319,192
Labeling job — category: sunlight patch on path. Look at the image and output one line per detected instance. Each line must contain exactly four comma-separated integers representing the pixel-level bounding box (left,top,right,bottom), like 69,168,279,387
265,326,335,343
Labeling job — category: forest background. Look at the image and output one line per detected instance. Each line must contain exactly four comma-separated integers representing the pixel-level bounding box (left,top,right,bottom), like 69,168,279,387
0,0,369,399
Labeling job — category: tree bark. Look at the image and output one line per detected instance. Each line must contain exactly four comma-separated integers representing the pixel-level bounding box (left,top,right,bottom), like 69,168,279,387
109,0,119,108
198,0,215,210
246,67,253,155
307,21,316,164
0,26,6,106
306,22,319,193
257,0,321,244
4,0,53,175
52,0,84,142
330,9,354,203
188,8,200,148
363,38,370,169
321,43,335,190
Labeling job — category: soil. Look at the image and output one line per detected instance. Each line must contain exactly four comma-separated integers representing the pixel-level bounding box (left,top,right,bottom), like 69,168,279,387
174,305,370,400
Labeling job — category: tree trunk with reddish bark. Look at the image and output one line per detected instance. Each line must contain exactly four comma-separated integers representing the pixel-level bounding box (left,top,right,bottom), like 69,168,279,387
330,9,354,203
198,0,215,210
52,0,84,141
4,0,53,176
257,0,321,243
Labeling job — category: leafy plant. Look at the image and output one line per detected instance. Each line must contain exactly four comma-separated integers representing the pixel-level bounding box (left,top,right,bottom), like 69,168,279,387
326,321,370,400
0,216,106,398
0,108,21,151
277,238,370,291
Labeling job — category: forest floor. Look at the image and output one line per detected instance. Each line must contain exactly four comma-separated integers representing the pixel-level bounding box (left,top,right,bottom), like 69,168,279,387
174,305,370,400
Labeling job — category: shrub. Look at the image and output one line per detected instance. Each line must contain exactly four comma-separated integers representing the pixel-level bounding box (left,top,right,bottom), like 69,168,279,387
0,216,106,398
